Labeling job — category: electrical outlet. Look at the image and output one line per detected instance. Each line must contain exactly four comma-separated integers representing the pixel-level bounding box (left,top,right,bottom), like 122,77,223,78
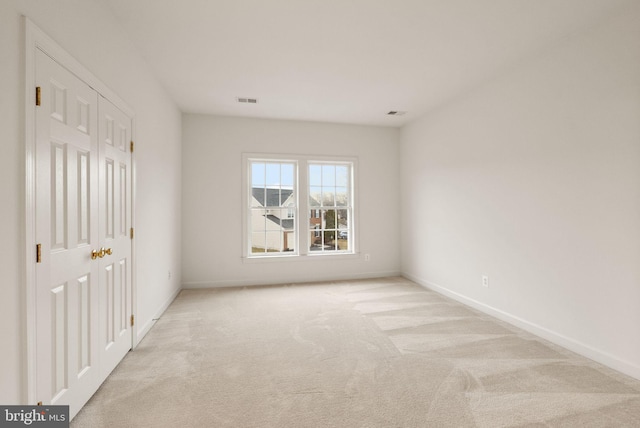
364,254,371,262
482,275,489,288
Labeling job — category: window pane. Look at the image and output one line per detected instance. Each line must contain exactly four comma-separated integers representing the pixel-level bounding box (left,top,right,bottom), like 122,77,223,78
336,166,348,187
266,163,281,187
309,209,321,229
335,187,348,206
280,214,294,229
322,165,336,186
322,190,335,207
309,164,322,186
251,232,266,253
261,189,274,207
281,164,294,186
264,231,281,252
337,229,349,250
251,209,267,230
251,188,265,207
325,239,337,251
324,209,337,228
264,211,278,228
309,229,322,251
283,230,295,252
309,186,321,207
279,188,294,206
337,208,348,224
252,163,265,186
286,193,295,207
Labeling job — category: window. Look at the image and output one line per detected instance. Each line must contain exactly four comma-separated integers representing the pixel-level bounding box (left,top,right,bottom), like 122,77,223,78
249,161,296,255
244,155,355,258
308,163,352,253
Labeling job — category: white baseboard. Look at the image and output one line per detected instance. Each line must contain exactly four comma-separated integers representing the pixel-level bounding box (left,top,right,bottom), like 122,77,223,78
403,272,640,381
182,271,401,289
135,285,182,346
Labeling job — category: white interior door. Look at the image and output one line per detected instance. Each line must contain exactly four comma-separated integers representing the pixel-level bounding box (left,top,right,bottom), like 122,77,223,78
97,95,132,379
35,49,101,416
34,49,133,418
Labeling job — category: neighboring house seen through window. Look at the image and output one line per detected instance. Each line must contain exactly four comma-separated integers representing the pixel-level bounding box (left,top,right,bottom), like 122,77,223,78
246,156,354,258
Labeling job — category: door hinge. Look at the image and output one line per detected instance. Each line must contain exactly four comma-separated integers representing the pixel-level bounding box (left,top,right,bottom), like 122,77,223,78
36,244,42,263
130,315,135,327
130,227,134,239
130,141,134,153
35,87,41,106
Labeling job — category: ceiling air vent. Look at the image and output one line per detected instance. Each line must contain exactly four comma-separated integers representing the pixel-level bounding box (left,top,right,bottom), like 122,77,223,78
387,111,406,116
237,97,258,104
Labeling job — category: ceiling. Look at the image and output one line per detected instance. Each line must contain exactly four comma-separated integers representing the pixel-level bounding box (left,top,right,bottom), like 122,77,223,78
104,0,632,127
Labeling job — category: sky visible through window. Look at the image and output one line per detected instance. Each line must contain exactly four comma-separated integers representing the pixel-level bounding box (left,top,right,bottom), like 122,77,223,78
309,164,349,204
251,162,348,191
251,162,294,189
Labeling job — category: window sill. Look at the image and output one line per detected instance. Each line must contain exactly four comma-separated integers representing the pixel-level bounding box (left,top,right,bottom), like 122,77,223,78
242,252,359,264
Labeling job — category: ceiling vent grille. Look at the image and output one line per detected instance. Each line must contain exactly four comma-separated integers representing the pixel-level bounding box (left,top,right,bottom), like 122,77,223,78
237,97,258,104
387,111,406,116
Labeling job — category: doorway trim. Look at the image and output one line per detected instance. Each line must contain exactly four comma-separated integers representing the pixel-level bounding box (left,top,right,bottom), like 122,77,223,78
24,17,137,405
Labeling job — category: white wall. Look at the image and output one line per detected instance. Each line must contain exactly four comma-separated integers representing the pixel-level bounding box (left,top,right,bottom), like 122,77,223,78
182,115,400,288
400,3,640,379
0,0,182,404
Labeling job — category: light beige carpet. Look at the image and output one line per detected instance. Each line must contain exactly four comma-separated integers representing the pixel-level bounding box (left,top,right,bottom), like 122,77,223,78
72,277,640,427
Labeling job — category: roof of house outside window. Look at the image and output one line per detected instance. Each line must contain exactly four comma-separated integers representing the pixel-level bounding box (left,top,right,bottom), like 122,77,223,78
252,188,293,207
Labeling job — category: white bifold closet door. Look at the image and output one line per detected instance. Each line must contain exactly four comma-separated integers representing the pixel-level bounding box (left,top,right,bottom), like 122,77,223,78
35,48,132,419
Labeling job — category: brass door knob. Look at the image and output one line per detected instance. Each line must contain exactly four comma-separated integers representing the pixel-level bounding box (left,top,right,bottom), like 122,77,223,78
91,247,112,259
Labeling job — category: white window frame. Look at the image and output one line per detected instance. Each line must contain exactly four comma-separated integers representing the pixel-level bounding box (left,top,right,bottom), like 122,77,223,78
307,160,355,255
244,156,299,257
242,153,357,260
